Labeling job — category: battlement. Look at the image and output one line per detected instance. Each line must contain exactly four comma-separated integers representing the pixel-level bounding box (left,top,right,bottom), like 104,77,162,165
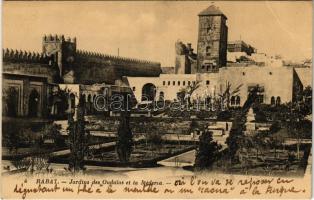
3,48,50,64
76,49,160,66
42,34,76,43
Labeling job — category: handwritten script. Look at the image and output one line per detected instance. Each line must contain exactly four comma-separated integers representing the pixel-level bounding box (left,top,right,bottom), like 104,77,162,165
11,176,306,199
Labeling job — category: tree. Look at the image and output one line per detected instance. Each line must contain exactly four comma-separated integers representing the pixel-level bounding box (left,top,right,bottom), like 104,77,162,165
194,131,222,170
252,133,267,160
41,123,65,148
189,120,198,134
177,81,201,107
218,81,243,110
225,85,259,163
268,136,281,159
116,111,133,163
68,95,89,172
299,86,312,116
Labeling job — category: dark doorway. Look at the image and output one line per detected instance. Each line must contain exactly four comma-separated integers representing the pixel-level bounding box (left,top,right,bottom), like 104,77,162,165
5,87,19,117
29,89,40,117
159,91,164,101
141,83,156,101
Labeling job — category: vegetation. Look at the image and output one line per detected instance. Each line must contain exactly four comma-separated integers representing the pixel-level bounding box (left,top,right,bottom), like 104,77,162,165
41,123,65,147
176,81,201,107
194,131,221,170
116,111,133,163
68,95,90,172
147,131,163,154
218,81,242,109
225,85,260,163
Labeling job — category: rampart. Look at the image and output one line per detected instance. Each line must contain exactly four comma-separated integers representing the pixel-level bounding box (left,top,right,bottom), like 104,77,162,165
3,48,50,64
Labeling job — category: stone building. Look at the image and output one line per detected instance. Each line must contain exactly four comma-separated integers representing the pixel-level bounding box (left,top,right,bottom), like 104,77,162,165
125,4,305,107
3,36,161,118
126,66,303,106
227,40,256,56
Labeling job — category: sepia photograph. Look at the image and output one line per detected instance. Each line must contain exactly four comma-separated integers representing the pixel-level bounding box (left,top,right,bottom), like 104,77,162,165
1,1,312,199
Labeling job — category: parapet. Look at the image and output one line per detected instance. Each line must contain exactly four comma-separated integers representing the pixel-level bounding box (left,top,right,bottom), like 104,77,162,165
42,34,76,43
76,49,160,67
3,48,50,64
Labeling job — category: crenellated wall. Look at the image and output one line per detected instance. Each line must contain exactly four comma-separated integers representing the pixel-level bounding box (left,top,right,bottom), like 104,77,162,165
74,49,162,84
3,35,162,85
3,48,50,64
2,49,59,83
75,49,160,67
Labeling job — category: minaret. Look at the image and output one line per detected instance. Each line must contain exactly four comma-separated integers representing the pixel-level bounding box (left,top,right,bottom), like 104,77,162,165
197,5,228,73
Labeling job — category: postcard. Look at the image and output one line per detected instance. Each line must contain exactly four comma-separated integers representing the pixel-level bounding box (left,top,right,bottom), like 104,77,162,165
1,1,312,199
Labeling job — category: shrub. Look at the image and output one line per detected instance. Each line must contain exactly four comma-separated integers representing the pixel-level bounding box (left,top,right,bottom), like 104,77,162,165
41,123,65,147
194,131,222,170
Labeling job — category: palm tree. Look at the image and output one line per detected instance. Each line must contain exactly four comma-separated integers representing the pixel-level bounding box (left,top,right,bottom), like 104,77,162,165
218,81,243,110
177,81,201,108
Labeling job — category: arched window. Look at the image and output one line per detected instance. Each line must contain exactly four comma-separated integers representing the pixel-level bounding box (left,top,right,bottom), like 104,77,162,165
236,96,240,106
271,96,275,105
207,64,212,72
230,96,236,105
206,46,211,56
276,96,281,105
29,89,40,117
88,94,92,103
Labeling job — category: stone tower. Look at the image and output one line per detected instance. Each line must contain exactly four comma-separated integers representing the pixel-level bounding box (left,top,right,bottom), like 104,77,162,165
197,5,228,73
42,34,76,80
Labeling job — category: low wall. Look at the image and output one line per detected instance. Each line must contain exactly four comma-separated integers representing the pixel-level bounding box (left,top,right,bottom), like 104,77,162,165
86,116,210,135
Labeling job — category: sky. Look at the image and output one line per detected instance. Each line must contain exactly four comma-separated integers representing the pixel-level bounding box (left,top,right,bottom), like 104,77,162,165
3,1,312,66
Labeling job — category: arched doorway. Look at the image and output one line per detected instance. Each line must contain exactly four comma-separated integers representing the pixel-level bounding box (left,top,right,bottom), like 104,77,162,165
29,89,40,117
236,96,240,106
5,87,19,117
271,96,275,105
159,91,164,101
141,83,156,101
230,96,236,106
276,96,281,106
69,93,75,113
